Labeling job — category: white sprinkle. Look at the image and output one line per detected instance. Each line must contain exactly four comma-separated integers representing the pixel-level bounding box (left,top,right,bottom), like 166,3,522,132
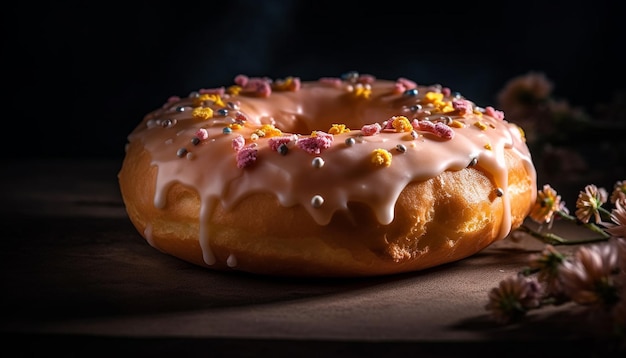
227,254,238,268
311,195,324,208
312,157,325,168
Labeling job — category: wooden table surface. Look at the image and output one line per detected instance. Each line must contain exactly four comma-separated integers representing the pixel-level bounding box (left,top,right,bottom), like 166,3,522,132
0,158,622,357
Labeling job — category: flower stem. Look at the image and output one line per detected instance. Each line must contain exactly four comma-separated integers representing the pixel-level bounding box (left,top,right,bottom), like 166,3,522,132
516,224,610,246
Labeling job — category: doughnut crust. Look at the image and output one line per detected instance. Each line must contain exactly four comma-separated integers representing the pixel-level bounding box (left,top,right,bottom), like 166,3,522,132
118,74,537,277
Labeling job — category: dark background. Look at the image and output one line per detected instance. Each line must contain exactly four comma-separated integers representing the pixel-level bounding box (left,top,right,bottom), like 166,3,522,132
4,0,625,160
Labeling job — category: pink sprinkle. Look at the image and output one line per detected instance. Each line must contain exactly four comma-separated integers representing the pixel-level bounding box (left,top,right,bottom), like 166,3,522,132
268,136,293,152
452,99,473,116
319,77,343,88
243,78,272,97
235,112,248,123
232,135,245,151
442,87,451,97
392,83,406,94
357,74,376,84
236,145,257,168
234,74,249,87
382,119,395,130
196,128,209,140
396,77,417,90
199,87,226,95
296,132,333,155
361,123,382,136
485,106,505,120
414,120,454,140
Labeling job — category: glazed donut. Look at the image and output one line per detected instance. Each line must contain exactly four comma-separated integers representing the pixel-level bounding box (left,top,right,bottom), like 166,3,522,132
118,72,537,277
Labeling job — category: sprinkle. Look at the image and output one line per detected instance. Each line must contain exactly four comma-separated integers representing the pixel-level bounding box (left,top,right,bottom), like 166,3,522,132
485,106,505,120
341,71,359,82
413,120,454,140
196,128,209,140
232,135,245,151
236,145,258,168
278,143,289,155
312,157,325,168
192,107,214,120
258,124,283,138
484,143,492,150
345,137,356,146
186,152,194,160
391,116,413,133
396,144,407,153
227,101,239,110
352,83,371,99
297,132,333,155
229,123,243,130
474,121,488,130
175,106,186,112
250,133,259,141
403,88,418,97
198,87,226,96
193,93,226,107
191,137,201,146
449,120,465,128
361,123,381,136
161,118,176,128
311,195,324,208
216,108,229,117
223,127,232,134
272,76,301,91
496,188,504,197
318,77,343,88
442,87,451,97
371,148,392,167
176,148,188,158
268,136,294,152
410,130,419,139
328,124,350,135
468,157,478,167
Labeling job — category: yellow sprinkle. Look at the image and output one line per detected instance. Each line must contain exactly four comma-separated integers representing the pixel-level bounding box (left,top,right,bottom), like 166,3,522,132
423,92,443,103
371,148,392,167
193,93,226,107
353,84,371,99
392,116,413,133
227,85,242,95
259,124,282,138
328,124,350,135
250,133,259,141
229,123,243,130
473,108,483,116
449,120,465,128
192,107,213,120
473,121,488,130
484,143,492,150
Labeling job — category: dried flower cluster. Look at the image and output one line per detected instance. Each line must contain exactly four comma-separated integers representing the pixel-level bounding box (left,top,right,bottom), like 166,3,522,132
485,181,626,339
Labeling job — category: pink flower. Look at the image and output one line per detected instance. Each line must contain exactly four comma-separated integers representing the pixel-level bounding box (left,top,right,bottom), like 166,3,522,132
603,198,626,239
558,243,620,308
575,184,608,223
485,275,543,324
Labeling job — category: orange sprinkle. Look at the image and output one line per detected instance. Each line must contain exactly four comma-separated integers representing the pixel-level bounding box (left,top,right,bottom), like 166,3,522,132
474,121,488,130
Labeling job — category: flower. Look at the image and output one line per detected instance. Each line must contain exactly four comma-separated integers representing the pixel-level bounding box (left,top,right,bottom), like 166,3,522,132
611,180,626,204
603,198,626,239
529,184,563,225
485,274,543,324
558,243,620,309
575,184,608,224
528,244,566,298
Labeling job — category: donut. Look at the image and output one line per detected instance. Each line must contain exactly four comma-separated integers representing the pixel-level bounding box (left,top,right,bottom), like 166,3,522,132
118,72,537,277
